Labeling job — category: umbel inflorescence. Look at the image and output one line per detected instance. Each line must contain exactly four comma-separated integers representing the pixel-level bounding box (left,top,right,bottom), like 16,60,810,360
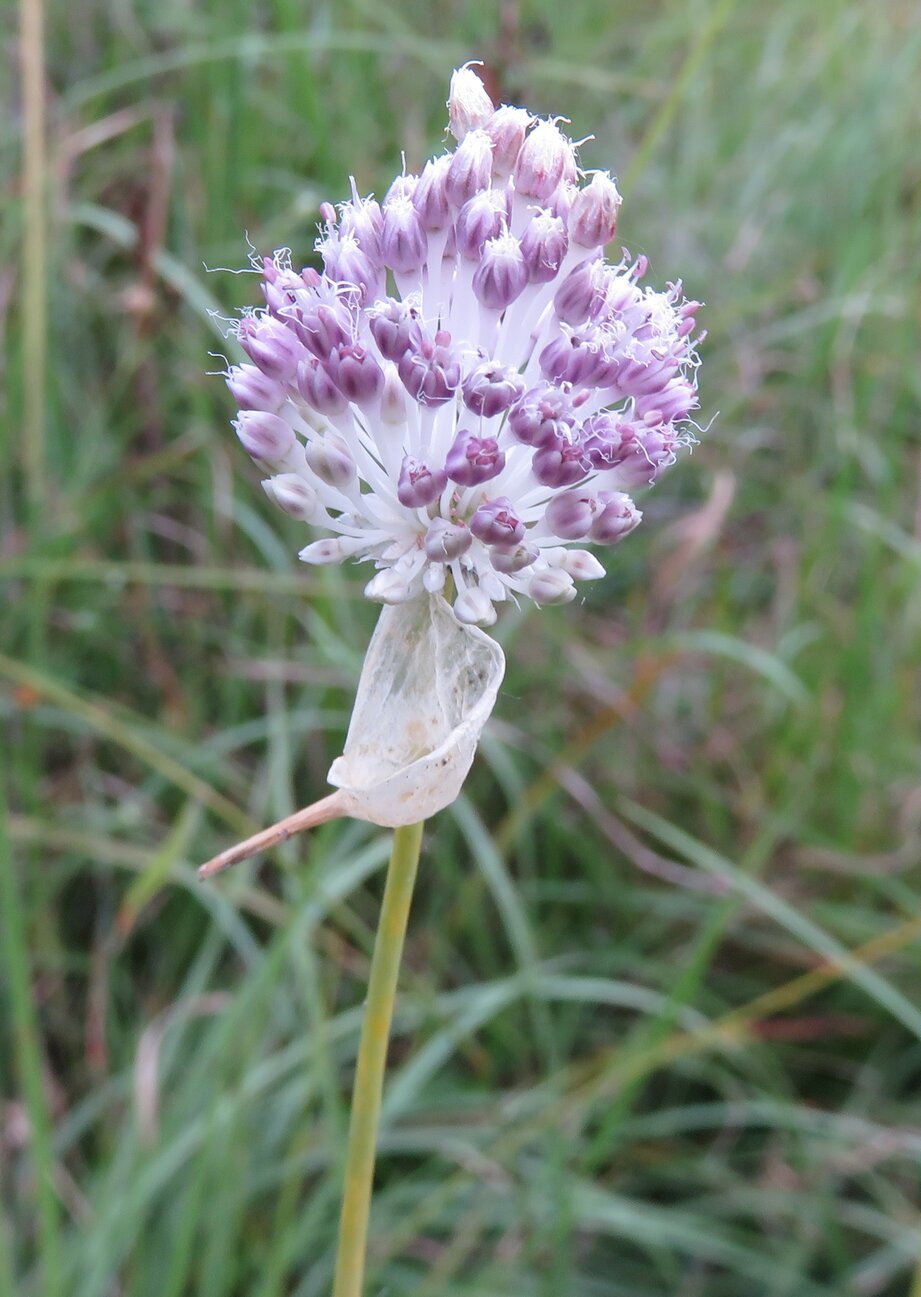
225,65,702,627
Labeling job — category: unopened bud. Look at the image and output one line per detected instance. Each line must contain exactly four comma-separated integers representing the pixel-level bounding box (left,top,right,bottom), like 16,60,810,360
424,518,472,562
238,315,305,382
453,586,497,626
556,549,605,580
469,497,525,546
226,364,286,411
472,230,528,310
520,211,569,284
235,410,297,463
365,566,417,604
448,64,494,141
569,172,622,248
513,119,578,202
381,196,428,273
413,155,454,231
298,536,366,564
446,129,494,207
489,541,539,574
305,434,357,489
528,568,577,606
589,491,642,544
262,474,322,521
545,491,598,539
484,105,532,178
396,456,448,508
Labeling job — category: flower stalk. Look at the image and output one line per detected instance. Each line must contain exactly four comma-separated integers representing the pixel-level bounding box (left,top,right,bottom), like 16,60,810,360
331,820,425,1297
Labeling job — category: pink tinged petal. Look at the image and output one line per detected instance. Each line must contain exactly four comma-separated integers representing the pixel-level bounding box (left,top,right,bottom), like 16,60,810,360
531,435,591,487
448,65,495,142
235,410,297,462
529,568,577,605
424,518,472,562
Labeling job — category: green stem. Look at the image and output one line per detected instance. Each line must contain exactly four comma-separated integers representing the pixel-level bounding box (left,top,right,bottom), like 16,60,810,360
331,820,425,1297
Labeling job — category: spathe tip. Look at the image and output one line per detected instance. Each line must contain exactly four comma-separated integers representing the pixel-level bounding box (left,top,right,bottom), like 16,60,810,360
198,791,348,880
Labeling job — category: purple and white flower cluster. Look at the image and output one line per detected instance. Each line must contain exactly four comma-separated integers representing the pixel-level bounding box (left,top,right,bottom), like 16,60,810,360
225,65,702,626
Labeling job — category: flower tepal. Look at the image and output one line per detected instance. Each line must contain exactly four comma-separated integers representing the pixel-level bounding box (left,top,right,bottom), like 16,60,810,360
226,65,702,626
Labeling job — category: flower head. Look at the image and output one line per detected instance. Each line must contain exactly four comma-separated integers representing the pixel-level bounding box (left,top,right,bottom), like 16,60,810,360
224,67,702,625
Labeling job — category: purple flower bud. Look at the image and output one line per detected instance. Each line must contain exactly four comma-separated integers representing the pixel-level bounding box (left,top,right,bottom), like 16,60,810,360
462,361,526,417
326,343,384,404
305,434,356,489
545,491,599,539
483,105,532,178
384,173,418,204
581,413,633,471
489,541,539,574
446,129,493,207
508,383,577,448
262,267,302,315
296,356,348,415
531,434,591,487
635,378,697,424
317,230,379,302
369,298,422,362
262,473,321,521
469,497,525,546
513,119,578,202
473,231,528,310
238,315,305,382
613,428,678,488
397,330,462,406
381,196,428,273
413,155,454,231
569,172,622,248
448,64,494,142
455,190,508,260
226,364,286,411
339,196,383,262
424,517,473,561
528,568,577,606
235,410,297,463
396,455,448,508
589,491,642,544
554,259,610,325
445,430,506,486
298,298,352,361
422,516,472,562
520,211,569,284
539,326,617,387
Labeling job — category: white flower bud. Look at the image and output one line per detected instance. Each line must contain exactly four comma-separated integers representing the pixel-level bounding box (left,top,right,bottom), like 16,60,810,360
529,568,577,606
453,586,498,626
262,474,322,521
365,567,418,605
448,64,494,141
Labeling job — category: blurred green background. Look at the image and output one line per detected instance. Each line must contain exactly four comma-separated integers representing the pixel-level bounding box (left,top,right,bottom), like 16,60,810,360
3,1,921,1293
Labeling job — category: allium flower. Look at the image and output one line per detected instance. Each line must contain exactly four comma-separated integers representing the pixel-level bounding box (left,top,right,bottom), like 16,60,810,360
223,66,702,628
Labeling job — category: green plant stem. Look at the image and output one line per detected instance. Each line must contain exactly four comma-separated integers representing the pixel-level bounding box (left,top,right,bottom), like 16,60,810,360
331,820,425,1297
0,764,62,1294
